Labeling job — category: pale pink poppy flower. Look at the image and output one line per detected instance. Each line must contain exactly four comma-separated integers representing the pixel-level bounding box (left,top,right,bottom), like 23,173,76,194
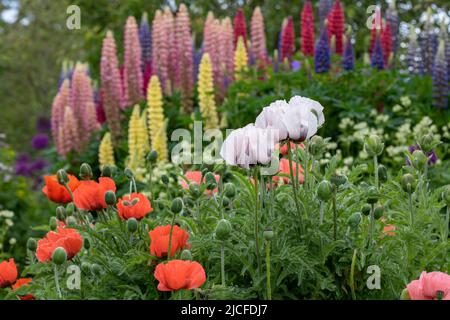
406,271,450,300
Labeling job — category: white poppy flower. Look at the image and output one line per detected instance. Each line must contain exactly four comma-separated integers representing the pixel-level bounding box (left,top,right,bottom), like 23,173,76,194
255,100,289,140
220,124,278,169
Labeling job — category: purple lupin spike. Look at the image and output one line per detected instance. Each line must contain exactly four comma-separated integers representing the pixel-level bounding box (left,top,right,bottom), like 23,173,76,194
314,26,330,73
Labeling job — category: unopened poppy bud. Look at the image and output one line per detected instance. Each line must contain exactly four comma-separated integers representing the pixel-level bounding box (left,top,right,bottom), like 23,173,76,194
317,180,334,201
401,174,416,193
101,165,114,177
146,150,158,163
222,197,230,207
362,204,372,216
377,165,388,183
105,190,116,206
56,169,69,185
56,206,66,220
215,219,232,241
83,238,91,250
204,172,216,184
348,212,362,228
364,135,384,157
309,136,326,157
49,216,58,230
127,218,138,233
189,182,200,196
366,186,379,204
400,288,410,300
161,174,170,185
330,173,347,188
124,167,134,179
417,132,435,153
27,238,37,252
79,163,93,180
52,247,67,265
81,262,91,274
411,150,428,170
180,249,192,261
91,264,102,276
373,205,384,220
171,198,183,214
263,228,274,241
206,182,217,191
66,203,74,216
66,216,77,227
224,183,236,198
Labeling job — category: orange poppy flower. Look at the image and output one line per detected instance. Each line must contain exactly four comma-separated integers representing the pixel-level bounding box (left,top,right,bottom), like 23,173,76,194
0,258,18,288
36,227,83,263
179,171,220,194
117,193,153,220
12,278,34,300
273,158,304,185
149,225,190,258
154,260,206,291
73,177,116,211
42,174,80,204
277,142,304,156
383,225,396,236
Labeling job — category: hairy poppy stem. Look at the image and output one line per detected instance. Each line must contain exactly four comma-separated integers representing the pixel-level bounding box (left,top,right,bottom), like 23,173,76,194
221,241,226,287
265,240,272,300
408,191,414,228
287,143,303,233
368,203,375,246
333,188,337,240
373,155,379,189
54,264,62,299
350,249,357,300
167,211,176,260
253,167,262,278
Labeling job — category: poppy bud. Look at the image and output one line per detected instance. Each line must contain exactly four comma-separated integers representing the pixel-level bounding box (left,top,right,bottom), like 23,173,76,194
364,135,384,157
206,182,217,191
66,203,74,216
330,173,347,188
91,264,102,276
49,216,58,231
56,169,69,185
309,136,326,157
348,212,362,228
377,164,388,183
124,167,134,179
161,174,170,185
66,216,77,227
204,172,216,184
373,205,384,220
400,288,410,300
101,165,114,178
171,198,183,214
83,238,91,250
81,262,91,274
401,174,416,193
215,219,232,241
80,163,93,180
443,186,450,206
56,206,66,221
27,238,37,252
317,180,334,201
105,190,117,206
366,186,379,204
189,182,200,196
146,150,158,163
411,150,428,170
181,249,192,261
362,204,372,216
52,247,67,265
263,228,274,241
222,197,230,207
417,132,436,153
224,183,236,198
127,218,138,233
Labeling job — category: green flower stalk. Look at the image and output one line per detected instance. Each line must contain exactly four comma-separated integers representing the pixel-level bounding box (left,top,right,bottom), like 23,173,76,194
263,228,274,300
364,135,384,189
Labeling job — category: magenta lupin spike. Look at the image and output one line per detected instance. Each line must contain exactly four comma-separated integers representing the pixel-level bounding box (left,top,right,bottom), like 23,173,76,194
123,16,144,106
51,79,70,156
152,10,170,94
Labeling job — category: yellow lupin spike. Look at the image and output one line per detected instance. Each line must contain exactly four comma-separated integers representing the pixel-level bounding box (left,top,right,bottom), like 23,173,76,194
147,76,168,163
127,104,142,171
234,36,248,81
198,53,219,130
98,132,115,169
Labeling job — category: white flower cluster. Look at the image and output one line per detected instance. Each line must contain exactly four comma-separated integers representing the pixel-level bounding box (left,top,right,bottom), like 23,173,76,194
0,210,14,218
221,96,325,169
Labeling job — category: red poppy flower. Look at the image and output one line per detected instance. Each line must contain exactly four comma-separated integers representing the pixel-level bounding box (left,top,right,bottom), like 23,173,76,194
12,278,34,300
42,174,80,203
273,158,304,185
154,260,206,291
383,225,396,236
277,142,304,156
73,177,116,211
179,171,220,194
117,193,153,220
149,225,190,258
0,259,18,288
36,227,83,263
